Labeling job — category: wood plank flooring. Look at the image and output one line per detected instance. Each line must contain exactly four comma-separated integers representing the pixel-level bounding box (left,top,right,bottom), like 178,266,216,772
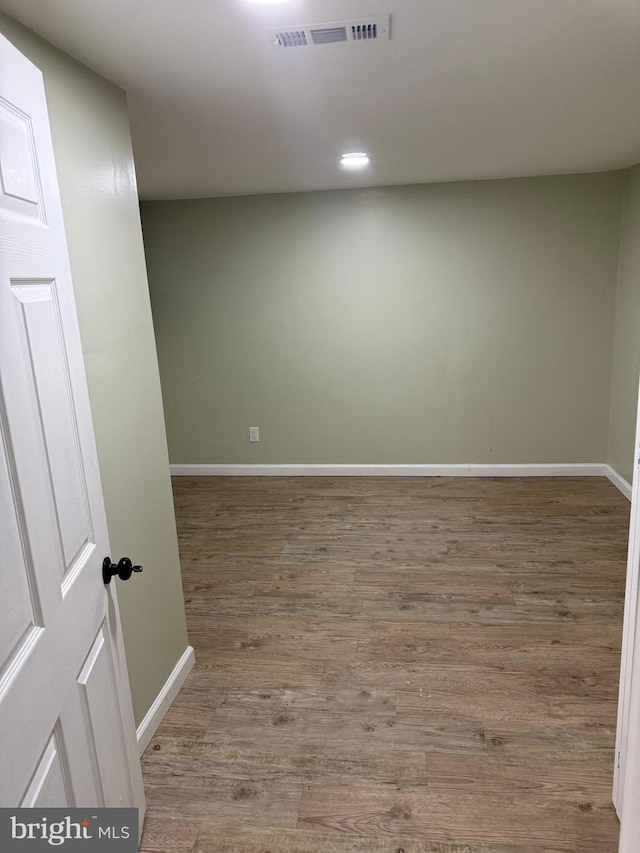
140,476,628,852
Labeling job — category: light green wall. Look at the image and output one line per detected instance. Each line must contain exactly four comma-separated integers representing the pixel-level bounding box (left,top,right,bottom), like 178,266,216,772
608,165,640,484
142,174,624,465
0,14,189,726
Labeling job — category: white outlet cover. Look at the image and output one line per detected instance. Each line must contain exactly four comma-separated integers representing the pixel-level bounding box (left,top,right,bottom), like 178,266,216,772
249,427,260,442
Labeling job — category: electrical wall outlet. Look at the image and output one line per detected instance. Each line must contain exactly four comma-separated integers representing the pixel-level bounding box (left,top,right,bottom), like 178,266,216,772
249,426,260,442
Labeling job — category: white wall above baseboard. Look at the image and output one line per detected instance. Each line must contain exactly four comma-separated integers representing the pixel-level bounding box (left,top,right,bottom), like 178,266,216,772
136,645,195,756
171,462,607,478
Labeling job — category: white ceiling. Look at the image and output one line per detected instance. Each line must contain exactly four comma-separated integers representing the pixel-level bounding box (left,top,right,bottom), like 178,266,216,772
2,0,640,199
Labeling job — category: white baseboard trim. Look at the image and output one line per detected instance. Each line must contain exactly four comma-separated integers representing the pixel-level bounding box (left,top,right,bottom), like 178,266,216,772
605,465,632,501
136,645,195,756
171,463,606,478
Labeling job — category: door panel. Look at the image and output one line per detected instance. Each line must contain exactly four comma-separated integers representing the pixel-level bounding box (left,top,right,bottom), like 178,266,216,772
21,727,73,808
10,277,94,589
0,426,44,687
78,625,135,808
0,96,44,220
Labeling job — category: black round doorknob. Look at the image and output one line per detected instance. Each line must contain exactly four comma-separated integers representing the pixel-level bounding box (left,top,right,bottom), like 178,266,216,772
102,556,143,584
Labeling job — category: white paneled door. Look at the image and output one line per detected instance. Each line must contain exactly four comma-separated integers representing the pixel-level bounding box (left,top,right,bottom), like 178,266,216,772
615,374,640,826
0,34,145,819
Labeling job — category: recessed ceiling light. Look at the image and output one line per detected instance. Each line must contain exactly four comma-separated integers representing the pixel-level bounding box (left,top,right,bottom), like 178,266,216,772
245,0,291,5
340,152,370,170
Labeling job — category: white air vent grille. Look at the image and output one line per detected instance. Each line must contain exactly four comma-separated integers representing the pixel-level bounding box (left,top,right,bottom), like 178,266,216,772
273,30,307,48
311,27,348,45
270,16,390,49
351,23,378,41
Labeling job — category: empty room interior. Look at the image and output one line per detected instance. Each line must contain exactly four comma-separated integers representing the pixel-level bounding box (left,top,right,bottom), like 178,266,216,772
2,1,640,851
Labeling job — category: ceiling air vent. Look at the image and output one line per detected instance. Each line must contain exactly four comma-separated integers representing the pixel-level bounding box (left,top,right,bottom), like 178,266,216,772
270,16,390,49
311,26,348,46
273,30,307,48
351,23,379,41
